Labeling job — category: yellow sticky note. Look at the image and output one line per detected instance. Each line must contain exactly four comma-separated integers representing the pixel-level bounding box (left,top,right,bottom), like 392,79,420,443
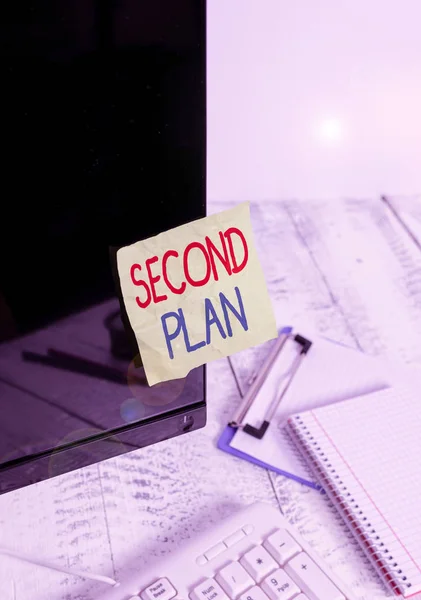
116,202,277,385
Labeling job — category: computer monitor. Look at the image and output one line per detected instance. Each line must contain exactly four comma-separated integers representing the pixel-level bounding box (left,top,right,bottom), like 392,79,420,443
0,0,206,494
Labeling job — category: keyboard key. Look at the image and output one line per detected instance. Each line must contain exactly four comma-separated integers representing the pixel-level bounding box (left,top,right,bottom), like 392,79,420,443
205,542,226,561
294,596,310,600
242,524,254,535
240,546,278,582
190,579,229,600
216,562,255,598
284,552,345,600
141,578,177,600
196,555,208,566
224,529,246,548
263,530,301,566
239,585,270,600
261,569,300,600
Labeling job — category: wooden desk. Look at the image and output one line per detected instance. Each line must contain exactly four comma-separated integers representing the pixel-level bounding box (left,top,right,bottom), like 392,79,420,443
0,197,420,600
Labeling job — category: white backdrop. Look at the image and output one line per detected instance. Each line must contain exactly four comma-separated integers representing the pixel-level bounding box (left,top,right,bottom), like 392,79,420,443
207,0,421,202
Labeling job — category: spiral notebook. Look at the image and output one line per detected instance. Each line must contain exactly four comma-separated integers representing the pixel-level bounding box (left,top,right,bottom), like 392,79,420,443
286,386,421,598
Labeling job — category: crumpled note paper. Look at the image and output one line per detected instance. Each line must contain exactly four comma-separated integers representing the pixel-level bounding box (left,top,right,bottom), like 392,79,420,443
117,202,277,385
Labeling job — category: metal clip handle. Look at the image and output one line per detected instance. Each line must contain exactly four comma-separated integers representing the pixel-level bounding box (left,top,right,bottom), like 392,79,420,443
229,331,290,428
241,334,313,439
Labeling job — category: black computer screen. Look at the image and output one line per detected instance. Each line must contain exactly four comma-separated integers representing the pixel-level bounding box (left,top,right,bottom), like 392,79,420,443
0,0,206,476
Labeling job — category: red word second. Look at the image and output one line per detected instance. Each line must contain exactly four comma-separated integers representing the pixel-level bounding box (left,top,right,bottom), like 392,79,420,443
129,226,249,309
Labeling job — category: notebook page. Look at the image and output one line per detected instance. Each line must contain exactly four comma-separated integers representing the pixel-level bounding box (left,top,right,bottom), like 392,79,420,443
288,386,421,597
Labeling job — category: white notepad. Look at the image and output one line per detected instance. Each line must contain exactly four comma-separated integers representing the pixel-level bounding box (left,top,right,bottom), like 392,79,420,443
287,386,421,597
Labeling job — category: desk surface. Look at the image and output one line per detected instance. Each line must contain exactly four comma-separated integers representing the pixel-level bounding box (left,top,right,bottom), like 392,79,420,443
1,196,420,600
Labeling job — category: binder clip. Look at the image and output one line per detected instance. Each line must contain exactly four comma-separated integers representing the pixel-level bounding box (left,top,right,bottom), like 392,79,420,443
229,331,312,439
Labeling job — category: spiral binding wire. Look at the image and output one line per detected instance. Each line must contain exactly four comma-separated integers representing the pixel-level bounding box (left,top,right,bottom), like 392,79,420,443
287,415,413,596
279,427,316,477
282,423,373,567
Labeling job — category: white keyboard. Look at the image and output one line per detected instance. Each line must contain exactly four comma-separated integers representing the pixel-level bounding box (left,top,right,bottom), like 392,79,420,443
98,502,358,600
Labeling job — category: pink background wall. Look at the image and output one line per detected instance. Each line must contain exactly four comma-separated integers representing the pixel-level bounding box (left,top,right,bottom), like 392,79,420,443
207,0,421,202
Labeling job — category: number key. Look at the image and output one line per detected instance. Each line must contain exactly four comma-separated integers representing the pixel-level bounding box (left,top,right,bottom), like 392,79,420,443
261,568,300,600
239,586,270,600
